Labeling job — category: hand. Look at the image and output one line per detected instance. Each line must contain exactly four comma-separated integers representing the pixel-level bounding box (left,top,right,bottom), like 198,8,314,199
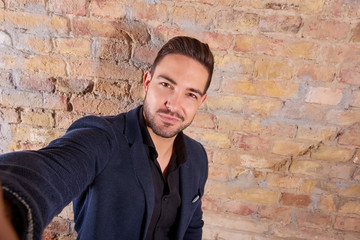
0,186,19,240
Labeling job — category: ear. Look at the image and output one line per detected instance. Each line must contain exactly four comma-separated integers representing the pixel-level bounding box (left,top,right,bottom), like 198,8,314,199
199,93,207,106
143,71,152,93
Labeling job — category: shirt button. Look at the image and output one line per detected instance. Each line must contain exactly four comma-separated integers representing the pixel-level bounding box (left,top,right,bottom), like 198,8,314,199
163,196,167,201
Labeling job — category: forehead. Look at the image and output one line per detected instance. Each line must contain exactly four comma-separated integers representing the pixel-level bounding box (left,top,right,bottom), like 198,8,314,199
153,54,209,91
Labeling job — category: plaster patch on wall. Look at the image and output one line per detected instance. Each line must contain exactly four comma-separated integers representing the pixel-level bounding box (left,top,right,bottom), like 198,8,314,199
0,112,12,153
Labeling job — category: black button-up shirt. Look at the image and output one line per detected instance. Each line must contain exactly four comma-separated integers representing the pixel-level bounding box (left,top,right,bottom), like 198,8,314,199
138,107,187,240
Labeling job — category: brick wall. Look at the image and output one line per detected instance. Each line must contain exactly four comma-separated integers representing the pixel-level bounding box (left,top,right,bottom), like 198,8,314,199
0,0,359,239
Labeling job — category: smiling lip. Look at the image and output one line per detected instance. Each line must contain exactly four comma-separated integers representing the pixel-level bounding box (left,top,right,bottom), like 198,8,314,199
158,113,181,124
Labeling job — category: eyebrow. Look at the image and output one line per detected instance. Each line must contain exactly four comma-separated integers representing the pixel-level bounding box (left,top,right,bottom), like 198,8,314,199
158,75,205,97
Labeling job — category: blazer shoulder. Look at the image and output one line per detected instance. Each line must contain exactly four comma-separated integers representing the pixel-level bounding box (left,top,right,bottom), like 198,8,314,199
183,134,208,166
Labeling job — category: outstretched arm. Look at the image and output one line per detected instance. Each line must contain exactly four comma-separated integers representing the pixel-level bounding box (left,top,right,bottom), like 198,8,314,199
0,115,119,239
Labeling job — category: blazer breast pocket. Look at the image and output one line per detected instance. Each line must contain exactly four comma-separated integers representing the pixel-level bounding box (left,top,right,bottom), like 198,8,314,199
191,189,202,207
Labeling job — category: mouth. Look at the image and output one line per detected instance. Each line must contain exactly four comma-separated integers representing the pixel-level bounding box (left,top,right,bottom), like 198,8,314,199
157,109,184,124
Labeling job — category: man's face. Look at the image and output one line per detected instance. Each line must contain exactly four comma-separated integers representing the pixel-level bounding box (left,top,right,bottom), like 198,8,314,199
143,54,208,139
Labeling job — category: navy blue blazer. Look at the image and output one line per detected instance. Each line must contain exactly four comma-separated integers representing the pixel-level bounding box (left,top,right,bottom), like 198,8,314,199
0,106,208,240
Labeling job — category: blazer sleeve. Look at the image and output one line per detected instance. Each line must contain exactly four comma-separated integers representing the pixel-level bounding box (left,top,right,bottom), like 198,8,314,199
0,115,119,239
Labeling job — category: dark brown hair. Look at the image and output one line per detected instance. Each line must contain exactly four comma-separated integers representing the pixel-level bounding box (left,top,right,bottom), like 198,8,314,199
150,36,214,94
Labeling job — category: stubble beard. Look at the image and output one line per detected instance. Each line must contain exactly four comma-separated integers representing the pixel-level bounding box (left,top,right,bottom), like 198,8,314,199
143,100,192,139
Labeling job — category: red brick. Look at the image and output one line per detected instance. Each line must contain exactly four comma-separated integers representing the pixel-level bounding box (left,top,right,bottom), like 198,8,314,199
324,0,360,18
353,166,360,181
338,122,360,147
73,18,150,43
71,96,122,115
260,121,297,138
55,111,84,129
69,59,142,81
318,195,337,212
260,15,302,33
305,87,343,105
14,72,55,92
320,44,360,63
234,134,271,152
222,78,298,100
202,196,223,212
223,200,257,216
339,66,360,86
280,193,311,208
296,125,338,141
352,90,360,107
335,216,360,232
206,94,245,112
272,141,311,157
192,112,216,129
7,0,45,11
258,205,292,224
24,37,52,54
95,38,131,62
49,0,87,16
328,164,354,180
208,164,229,181
251,0,326,14
0,88,43,108
302,18,350,40
95,80,129,98
11,125,64,144
297,211,332,228
326,109,360,126
354,150,360,165
351,23,360,42
254,58,292,80
55,38,91,57
25,56,66,76
213,148,288,170
43,93,68,110
203,211,269,234
8,142,47,151
202,32,233,51
56,78,93,94
234,35,318,59
216,9,258,31
41,231,60,240
172,5,196,25
152,25,184,43
131,1,167,22
133,44,158,65
45,216,70,232
215,55,253,74
245,98,282,117
0,107,19,123
271,224,342,239
21,109,54,127
296,63,336,82
91,0,127,19
266,173,302,189
73,18,125,39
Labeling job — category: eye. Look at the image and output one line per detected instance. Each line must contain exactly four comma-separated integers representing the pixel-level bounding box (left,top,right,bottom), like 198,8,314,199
188,93,198,100
161,82,171,88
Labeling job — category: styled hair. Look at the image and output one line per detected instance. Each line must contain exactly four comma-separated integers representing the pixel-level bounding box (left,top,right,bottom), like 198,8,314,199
150,36,214,94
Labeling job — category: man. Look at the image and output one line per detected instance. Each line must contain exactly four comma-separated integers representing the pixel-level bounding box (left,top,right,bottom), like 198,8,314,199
0,36,214,240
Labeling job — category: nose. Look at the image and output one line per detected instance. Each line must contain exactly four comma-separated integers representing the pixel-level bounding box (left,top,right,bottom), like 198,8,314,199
165,92,181,112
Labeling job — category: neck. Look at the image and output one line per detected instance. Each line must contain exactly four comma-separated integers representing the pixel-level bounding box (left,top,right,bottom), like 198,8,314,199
147,127,176,157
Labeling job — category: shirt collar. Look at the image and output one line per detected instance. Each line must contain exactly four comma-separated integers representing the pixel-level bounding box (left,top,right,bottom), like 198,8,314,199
138,106,187,167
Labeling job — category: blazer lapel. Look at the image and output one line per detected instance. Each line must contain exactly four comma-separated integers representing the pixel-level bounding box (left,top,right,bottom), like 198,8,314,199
124,107,155,238
176,161,195,239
